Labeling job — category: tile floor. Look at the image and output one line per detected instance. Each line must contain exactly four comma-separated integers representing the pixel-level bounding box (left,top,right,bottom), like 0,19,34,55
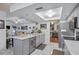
31,43,60,55
0,43,59,55
0,48,13,55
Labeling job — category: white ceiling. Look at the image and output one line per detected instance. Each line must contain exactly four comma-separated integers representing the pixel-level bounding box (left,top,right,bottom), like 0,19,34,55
0,3,77,23
7,16,33,24
9,3,77,23
10,3,34,12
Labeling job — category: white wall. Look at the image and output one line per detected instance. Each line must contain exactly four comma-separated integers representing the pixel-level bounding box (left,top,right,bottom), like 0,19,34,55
0,11,6,50
38,22,50,44
64,6,78,36
6,21,15,26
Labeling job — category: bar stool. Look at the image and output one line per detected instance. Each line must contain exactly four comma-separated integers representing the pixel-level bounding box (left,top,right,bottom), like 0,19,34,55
6,38,14,49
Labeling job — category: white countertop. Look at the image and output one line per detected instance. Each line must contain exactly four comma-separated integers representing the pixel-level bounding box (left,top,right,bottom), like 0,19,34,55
64,40,79,55
7,33,44,40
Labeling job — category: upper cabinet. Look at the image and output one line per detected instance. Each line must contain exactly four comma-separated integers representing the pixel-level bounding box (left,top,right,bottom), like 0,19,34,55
69,17,77,31
68,6,79,29
76,7,79,28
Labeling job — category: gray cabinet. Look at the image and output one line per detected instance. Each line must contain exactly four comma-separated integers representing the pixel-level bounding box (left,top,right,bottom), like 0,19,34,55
29,37,36,54
22,39,29,55
13,33,45,55
41,34,45,44
36,35,41,47
69,18,74,30
13,39,29,55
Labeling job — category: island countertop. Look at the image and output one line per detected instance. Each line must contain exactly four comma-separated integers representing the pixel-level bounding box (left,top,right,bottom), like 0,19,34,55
7,33,45,40
64,40,79,55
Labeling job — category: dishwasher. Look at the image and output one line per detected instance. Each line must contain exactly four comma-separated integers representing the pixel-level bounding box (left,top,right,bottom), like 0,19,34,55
29,37,36,54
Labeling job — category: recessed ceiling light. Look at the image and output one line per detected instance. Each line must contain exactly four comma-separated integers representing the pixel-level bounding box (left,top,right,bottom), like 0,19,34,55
15,21,18,23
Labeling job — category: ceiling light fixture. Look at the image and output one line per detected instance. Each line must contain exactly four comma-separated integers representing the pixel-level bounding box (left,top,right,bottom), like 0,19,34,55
51,22,54,24
35,7,62,21
45,10,56,17
15,19,19,23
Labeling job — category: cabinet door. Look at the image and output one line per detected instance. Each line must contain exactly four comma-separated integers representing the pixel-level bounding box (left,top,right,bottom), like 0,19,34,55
36,35,41,47
13,39,23,55
22,39,29,55
41,34,45,44
29,37,36,54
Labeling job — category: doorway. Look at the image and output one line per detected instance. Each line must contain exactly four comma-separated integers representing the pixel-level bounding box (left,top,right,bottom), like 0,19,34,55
50,20,59,43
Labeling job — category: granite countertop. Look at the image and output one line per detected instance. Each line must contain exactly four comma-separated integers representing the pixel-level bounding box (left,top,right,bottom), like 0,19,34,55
64,40,79,55
7,33,44,40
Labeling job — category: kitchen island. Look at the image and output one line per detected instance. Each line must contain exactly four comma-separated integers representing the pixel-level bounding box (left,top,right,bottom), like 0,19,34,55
12,33,45,55
64,40,79,55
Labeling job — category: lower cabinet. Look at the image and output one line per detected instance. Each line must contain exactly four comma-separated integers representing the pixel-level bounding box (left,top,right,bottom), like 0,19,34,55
13,33,45,55
13,39,29,55
29,37,36,54
22,39,30,55
36,35,41,47
41,34,45,44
